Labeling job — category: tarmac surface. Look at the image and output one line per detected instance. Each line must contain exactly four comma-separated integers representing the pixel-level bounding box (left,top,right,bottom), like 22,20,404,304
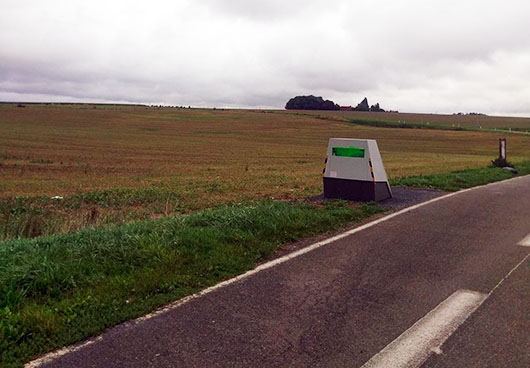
308,185,446,210
36,176,530,368
379,185,447,209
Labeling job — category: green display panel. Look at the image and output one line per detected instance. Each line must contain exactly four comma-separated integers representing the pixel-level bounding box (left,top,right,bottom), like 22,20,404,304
332,146,365,158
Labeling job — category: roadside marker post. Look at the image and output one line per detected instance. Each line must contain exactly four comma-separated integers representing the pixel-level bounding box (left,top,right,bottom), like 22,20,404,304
499,138,507,161
322,138,392,201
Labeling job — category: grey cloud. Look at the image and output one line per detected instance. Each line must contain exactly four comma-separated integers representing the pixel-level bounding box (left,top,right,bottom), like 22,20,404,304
0,0,529,115
199,0,327,21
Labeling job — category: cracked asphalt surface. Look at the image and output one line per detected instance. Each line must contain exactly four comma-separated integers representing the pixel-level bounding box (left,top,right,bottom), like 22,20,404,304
39,176,530,368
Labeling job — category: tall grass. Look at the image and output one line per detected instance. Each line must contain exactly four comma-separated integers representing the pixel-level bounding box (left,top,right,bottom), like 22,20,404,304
0,200,383,367
0,188,185,241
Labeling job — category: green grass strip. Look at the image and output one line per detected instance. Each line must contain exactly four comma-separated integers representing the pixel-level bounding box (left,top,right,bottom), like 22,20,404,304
348,117,530,133
391,161,530,191
0,200,383,367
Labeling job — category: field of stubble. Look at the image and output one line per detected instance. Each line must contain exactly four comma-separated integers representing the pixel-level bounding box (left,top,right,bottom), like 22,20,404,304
0,104,529,240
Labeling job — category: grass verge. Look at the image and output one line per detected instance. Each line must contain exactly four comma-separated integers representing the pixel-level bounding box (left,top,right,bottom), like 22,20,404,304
0,200,383,367
391,161,530,191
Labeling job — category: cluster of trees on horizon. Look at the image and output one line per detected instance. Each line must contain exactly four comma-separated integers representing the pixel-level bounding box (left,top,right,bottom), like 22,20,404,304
284,95,339,111
285,95,389,112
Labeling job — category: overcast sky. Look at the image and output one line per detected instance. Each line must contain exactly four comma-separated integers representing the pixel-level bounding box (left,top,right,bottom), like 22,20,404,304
1,0,530,116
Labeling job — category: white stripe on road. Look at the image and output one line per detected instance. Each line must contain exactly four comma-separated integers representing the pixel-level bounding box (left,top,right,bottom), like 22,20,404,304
517,233,530,247
24,337,103,368
361,290,487,368
361,251,530,368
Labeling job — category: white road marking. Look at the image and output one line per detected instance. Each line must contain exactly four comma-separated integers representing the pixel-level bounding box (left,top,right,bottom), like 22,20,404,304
24,337,103,368
24,174,529,367
360,290,487,368
517,233,530,247
361,252,530,368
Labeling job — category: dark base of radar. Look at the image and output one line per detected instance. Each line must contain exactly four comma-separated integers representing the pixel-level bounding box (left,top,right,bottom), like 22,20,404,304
323,178,392,202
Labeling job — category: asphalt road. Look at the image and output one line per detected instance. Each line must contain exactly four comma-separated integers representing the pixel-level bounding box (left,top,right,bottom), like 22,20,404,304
36,176,530,368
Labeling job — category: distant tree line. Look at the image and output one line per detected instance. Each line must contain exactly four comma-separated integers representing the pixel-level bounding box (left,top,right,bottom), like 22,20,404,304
285,95,340,110
285,95,390,112
453,112,487,116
